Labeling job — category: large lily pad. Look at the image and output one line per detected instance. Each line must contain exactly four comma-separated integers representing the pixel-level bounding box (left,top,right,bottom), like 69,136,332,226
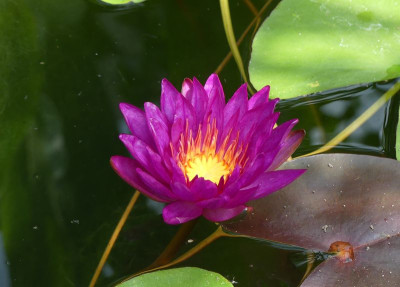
222,154,400,286
397,104,400,160
119,267,233,287
249,0,400,99
96,0,145,5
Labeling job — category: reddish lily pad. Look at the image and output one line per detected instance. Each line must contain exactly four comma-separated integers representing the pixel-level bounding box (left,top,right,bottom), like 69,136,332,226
222,154,400,286
302,236,400,286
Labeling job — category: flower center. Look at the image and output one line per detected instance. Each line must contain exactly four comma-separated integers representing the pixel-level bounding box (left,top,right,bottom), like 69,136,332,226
173,119,248,184
184,154,230,184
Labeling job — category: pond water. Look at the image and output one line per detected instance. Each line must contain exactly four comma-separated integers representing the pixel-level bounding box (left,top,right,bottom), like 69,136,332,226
0,0,398,286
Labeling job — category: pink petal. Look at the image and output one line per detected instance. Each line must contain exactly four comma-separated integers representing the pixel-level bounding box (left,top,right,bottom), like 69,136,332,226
202,205,245,222
110,156,168,202
223,83,248,126
119,103,155,149
248,85,270,110
248,169,306,200
237,99,278,144
119,134,170,184
224,185,259,208
203,74,225,137
246,112,280,160
171,182,195,201
191,78,208,125
162,201,202,224
260,118,299,154
161,78,196,130
136,168,177,202
189,177,218,200
196,197,227,209
269,130,305,170
144,102,171,158
161,78,183,124
238,152,278,188
181,78,193,102
204,73,225,103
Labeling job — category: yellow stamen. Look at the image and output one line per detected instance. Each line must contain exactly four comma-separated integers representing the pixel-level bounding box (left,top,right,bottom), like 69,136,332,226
185,155,230,184
175,119,247,184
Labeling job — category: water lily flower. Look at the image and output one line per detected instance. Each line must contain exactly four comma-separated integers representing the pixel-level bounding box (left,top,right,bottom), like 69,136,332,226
111,74,306,224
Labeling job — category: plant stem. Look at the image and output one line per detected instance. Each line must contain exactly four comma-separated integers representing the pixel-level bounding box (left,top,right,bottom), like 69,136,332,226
89,190,141,287
297,81,400,158
120,226,240,284
215,0,273,75
145,219,198,270
219,0,254,93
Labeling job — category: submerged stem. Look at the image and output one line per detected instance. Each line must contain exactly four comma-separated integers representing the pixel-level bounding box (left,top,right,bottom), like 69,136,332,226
297,81,400,158
145,219,198,270
89,190,141,287
219,0,255,93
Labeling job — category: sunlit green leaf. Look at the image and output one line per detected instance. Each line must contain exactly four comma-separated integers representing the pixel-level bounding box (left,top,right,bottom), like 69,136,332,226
397,103,400,160
249,0,400,99
97,0,145,5
119,267,233,287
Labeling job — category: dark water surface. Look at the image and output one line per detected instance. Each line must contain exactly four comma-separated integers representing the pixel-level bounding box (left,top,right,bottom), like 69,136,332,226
0,0,398,286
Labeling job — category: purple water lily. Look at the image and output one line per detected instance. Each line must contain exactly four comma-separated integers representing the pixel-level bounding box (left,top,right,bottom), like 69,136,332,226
111,74,306,224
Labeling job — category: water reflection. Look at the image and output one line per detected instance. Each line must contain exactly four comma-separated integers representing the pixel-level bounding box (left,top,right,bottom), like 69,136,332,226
277,80,396,156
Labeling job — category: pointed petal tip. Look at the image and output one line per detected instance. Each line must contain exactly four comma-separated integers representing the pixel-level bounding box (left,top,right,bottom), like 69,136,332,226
161,78,176,90
119,102,135,115
260,85,270,93
109,155,119,167
118,133,128,141
119,102,129,110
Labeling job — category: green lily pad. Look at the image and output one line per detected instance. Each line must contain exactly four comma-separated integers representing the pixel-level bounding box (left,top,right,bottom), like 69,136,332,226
397,104,400,160
97,0,145,5
249,0,400,99
118,267,233,287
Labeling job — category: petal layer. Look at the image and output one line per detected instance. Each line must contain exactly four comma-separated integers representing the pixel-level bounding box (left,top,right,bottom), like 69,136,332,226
163,201,202,224
203,205,245,222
